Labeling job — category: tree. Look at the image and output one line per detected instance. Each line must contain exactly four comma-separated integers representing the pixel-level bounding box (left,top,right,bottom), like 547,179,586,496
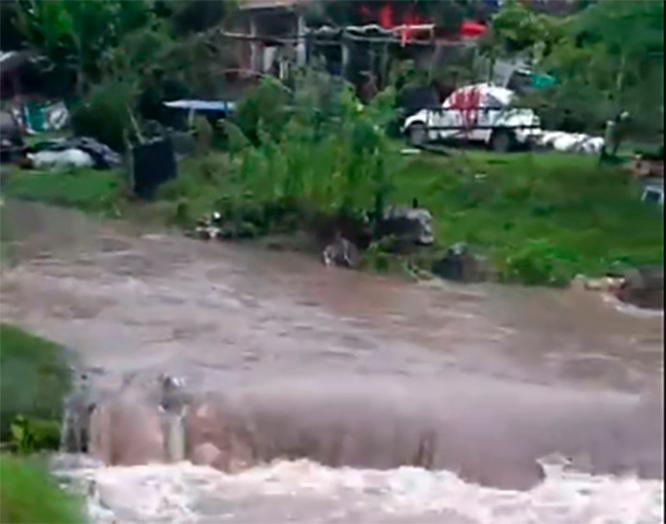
478,0,565,69
573,0,663,96
482,0,664,138
167,0,236,36
1,1,24,50
541,0,664,136
15,0,152,94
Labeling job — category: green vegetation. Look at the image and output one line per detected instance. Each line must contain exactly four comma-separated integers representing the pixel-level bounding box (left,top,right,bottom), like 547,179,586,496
1,167,124,215
71,79,137,153
0,455,83,524
2,0,662,286
3,142,662,286
393,151,663,285
487,0,664,137
0,327,82,522
0,324,71,446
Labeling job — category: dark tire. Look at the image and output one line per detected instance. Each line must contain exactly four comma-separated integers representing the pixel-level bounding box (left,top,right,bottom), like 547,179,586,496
489,129,515,153
408,123,427,147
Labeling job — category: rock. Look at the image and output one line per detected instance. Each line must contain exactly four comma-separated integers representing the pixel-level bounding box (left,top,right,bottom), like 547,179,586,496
432,243,489,283
321,235,360,268
375,206,434,246
629,155,664,179
573,274,624,292
615,265,663,310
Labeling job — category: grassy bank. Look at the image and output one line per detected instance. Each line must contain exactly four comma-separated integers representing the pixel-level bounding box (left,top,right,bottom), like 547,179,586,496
2,148,663,285
0,455,83,524
393,150,663,284
0,324,70,446
151,148,664,285
0,325,82,523
0,166,124,215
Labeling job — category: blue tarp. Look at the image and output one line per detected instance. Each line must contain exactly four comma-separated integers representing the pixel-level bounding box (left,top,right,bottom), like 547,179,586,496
163,100,235,114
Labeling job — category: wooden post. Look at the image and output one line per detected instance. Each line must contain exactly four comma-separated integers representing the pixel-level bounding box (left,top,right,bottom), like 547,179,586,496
341,34,350,81
296,14,307,68
250,16,259,72
380,42,389,89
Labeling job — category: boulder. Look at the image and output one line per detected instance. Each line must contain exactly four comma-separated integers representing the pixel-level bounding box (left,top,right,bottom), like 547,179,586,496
432,243,489,283
321,235,360,268
615,265,663,310
573,275,623,293
375,206,434,246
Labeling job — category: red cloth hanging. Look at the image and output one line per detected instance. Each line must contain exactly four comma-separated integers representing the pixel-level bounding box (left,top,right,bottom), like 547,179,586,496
460,20,487,38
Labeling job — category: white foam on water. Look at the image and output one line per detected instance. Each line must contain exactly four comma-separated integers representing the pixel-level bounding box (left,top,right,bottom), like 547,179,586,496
52,456,664,524
603,293,664,319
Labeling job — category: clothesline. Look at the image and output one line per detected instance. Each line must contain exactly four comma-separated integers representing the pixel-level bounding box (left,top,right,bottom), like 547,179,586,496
215,32,435,47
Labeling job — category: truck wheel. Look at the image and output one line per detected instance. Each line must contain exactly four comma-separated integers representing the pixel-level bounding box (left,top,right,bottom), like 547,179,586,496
489,130,514,153
408,123,427,147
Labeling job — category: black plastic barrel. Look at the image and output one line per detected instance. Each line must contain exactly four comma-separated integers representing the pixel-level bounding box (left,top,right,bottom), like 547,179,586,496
130,138,177,200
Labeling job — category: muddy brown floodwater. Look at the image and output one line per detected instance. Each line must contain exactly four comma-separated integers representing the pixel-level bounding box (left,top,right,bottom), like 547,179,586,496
1,200,664,524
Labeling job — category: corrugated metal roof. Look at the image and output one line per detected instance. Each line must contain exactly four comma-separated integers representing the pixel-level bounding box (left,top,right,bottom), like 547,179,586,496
238,0,309,11
163,100,236,113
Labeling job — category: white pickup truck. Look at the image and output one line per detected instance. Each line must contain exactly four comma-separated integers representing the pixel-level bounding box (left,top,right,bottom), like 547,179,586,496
402,83,542,152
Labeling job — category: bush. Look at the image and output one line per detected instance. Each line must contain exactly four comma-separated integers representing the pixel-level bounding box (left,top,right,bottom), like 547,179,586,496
234,77,291,145
497,239,579,287
0,456,83,524
156,71,398,243
9,416,61,455
71,79,137,152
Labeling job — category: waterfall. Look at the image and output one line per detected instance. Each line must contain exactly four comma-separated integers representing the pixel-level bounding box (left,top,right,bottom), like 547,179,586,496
162,407,187,463
159,374,189,462
60,373,94,453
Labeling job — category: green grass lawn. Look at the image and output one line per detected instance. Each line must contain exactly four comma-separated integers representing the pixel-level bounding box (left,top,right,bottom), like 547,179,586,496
390,150,663,284
1,166,124,214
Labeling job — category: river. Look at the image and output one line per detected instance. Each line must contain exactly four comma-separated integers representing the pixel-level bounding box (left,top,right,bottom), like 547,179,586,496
1,200,663,523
